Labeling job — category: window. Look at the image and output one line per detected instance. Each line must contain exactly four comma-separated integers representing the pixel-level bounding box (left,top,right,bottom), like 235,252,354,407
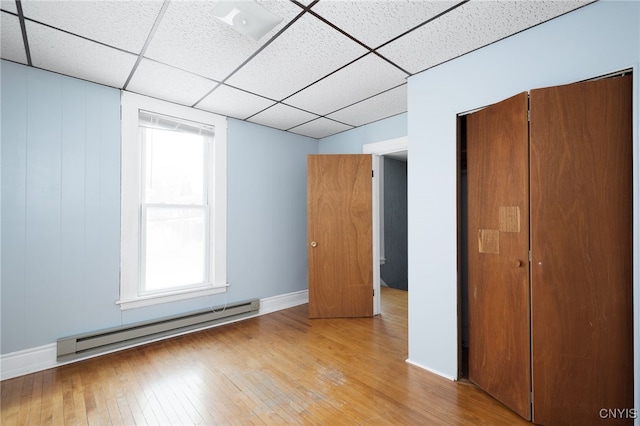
140,111,212,293
119,93,227,310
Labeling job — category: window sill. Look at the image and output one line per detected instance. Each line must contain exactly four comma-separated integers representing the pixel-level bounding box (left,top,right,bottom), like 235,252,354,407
116,284,227,310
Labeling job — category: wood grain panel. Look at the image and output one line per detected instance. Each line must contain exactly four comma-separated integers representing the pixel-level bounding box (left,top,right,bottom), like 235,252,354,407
466,91,531,420
530,75,633,425
307,154,373,318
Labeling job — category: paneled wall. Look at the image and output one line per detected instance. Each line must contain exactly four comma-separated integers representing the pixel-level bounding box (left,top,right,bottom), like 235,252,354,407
225,119,317,302
1,61,122,352
1,60,318,356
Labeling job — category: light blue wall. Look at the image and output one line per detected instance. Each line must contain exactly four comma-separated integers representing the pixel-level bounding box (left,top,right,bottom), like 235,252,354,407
226,119,317,301
319,113,407,154
406,3,639,411
1,60,318,353
1,61,122,352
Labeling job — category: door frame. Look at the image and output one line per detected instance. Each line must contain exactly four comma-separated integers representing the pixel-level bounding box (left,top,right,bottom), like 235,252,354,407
363,137,409,315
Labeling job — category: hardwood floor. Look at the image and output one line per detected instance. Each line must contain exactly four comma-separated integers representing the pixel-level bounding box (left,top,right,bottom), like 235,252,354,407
1,288,529,425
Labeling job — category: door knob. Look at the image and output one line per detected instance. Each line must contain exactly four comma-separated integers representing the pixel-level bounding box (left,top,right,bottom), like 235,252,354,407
310,241,317,248
515,260,523,267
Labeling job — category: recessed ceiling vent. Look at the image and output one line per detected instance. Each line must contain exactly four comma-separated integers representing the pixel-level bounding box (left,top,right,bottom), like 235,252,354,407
212,0,282,41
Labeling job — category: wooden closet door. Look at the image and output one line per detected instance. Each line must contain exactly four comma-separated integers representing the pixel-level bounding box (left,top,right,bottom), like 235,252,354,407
466,92,531,420
530,75,633,425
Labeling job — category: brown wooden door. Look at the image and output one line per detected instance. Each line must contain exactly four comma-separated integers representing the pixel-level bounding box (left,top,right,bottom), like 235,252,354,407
530,75,633,425
307,154,373,318
466,92,531,420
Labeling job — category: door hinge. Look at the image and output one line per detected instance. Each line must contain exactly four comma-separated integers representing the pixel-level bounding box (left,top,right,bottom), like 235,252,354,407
527,110,531,122
373,289,375,297
372,170,374,178
530,392,533,403
528,250,532,262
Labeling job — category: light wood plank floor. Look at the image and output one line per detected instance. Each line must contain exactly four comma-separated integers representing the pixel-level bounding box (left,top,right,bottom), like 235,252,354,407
1,288,529,425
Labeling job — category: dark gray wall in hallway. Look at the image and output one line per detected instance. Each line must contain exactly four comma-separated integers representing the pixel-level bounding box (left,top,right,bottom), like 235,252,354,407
381,157,408,291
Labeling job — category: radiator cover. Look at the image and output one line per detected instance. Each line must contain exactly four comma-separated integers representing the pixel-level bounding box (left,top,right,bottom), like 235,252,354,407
57,299,259,361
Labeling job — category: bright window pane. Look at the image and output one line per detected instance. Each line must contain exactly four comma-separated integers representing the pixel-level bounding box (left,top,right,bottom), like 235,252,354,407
144,128,205,205
144,208,206,292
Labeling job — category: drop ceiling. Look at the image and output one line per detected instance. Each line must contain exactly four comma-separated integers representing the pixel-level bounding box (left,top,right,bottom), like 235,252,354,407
0,0,594,139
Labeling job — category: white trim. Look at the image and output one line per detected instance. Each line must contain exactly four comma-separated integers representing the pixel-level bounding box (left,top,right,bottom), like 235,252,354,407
363,136,408,156
259,289,309,315
372,155,382,315
378,157,385,266
0,289,309,381
119,91,227,309
116,284,228,310
363,137,409,315
0,343,57,381
405,358,457,381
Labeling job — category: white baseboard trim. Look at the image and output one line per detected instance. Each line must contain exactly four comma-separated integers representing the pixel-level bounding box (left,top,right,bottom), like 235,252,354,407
1,289,309,381
0,343,58,381
405,358,457,381
258,289,308,315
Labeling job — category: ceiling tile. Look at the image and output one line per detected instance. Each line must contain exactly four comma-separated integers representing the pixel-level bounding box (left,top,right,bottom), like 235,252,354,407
1,12,27,64
327,84,407,127
196,84,276,120
127,59,219,107
1,1,17,13
378,0,593,74
226,13,368,100
289,117,353,139
144,0,301,81
247,103,319,131
21,1,163,53
284,53,407,116
311,0,459,48
26,21,137,88
0,0,592,140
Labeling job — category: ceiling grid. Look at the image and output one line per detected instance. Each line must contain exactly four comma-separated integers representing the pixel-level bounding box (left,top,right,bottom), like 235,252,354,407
0,0,595,139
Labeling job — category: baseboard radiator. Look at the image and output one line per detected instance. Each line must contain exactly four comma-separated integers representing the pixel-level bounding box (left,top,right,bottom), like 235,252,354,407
57,299,260,361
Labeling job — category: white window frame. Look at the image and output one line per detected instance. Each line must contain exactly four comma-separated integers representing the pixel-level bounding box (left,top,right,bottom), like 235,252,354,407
118,92,227,310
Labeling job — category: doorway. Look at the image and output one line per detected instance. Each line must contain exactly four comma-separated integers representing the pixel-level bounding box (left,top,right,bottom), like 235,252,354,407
380,152,408,291
363,137,408,315
457,114,470,379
